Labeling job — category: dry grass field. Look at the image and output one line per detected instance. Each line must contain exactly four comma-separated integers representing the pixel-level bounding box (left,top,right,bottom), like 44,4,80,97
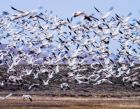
0,65,140,109
0,96,140,109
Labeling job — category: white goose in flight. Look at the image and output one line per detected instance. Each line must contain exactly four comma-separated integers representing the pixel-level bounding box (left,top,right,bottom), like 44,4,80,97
94,6,114,20
0,93,13,100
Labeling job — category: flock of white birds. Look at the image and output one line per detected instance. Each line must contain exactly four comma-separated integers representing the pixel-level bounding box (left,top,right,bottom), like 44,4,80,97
0,6,139,101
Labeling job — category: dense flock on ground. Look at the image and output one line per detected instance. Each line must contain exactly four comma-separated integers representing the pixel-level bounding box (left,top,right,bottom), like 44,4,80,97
0,6,139,93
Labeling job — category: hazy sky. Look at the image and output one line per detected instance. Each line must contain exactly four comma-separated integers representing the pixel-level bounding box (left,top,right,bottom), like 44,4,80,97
0,0,140,53
0,0,140,18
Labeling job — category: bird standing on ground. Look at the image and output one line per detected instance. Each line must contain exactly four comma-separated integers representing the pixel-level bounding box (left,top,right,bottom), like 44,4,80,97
22,94,32,102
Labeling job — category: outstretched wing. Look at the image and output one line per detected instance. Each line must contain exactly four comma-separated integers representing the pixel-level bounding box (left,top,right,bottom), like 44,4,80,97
11,6,24,13
5,93,13,98
29,97,33,102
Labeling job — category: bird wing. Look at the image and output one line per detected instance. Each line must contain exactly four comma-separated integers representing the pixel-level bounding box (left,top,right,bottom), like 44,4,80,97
94,7,102,15
29,97,33,102
5,93,13,98
11,6,24,13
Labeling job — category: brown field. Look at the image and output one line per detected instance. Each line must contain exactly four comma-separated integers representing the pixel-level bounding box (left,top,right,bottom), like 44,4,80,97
0,64,140,109
0,96,140,109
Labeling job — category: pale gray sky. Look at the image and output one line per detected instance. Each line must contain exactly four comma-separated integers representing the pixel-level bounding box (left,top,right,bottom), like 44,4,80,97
0,0,140,53
0,0,140,18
